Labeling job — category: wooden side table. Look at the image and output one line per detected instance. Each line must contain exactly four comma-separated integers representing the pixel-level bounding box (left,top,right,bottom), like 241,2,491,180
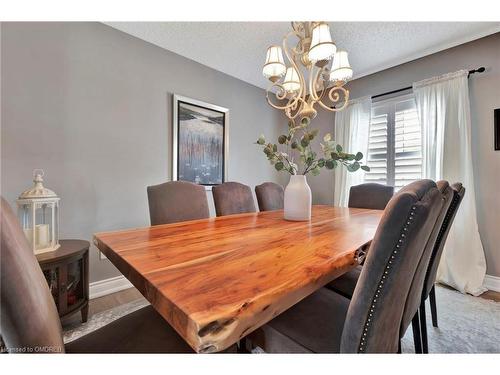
36,240,90,323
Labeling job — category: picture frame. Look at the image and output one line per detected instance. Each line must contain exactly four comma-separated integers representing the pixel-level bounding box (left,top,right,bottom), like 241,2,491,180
172,95,229,189
495,108,499,151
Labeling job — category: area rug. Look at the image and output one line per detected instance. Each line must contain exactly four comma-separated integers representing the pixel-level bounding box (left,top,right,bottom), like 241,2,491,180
63,285,500,353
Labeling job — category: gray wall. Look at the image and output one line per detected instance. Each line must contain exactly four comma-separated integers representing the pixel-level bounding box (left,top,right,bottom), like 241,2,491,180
1,22,283,282
309,33,500,277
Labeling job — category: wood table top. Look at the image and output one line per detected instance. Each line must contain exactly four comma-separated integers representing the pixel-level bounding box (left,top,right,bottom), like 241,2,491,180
93,205,383,353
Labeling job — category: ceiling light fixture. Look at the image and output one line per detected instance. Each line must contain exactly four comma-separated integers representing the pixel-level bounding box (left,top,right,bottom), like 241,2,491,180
262,22,353,123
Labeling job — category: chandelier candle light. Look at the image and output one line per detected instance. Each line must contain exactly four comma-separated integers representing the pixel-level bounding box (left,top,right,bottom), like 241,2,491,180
256,22,369,221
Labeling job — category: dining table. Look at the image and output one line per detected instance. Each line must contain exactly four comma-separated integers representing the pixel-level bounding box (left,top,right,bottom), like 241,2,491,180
93,205,383,353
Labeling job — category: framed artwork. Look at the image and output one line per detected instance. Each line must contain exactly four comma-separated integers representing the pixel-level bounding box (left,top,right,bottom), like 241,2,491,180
172,95,229,189
495,108,499,151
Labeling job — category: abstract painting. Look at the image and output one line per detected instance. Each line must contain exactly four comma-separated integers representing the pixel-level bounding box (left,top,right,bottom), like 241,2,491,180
173,95,229,187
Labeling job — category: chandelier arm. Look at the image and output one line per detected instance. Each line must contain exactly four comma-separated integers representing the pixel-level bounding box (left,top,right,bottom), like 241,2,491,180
316,86,350,112
282,30,305,102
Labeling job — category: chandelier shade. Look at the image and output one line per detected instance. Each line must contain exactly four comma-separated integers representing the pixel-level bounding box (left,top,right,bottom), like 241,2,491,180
330,50,353,83
282,67,301,92
262,45,286,81
308,23,336,63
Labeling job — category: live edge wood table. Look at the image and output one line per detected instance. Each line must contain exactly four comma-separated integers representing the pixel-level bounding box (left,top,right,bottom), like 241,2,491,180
93,205,382,353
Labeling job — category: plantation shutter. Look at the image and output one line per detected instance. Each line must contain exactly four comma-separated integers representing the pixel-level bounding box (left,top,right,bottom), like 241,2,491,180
364,94,422,190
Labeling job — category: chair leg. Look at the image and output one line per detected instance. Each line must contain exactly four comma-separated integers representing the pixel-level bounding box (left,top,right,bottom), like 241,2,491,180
411,311,423,354
237,337,248,353
429,285,438,328
419,301,429,354
397,339,402,354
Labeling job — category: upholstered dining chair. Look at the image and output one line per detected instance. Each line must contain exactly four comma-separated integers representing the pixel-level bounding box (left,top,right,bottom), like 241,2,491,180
212,182,256,217
147,180,209,225
326,181,455,353
255,182,284,211
418,182,465,353
0,197,194,353
348,183,394,210
248,179,444,353
326,183,395,299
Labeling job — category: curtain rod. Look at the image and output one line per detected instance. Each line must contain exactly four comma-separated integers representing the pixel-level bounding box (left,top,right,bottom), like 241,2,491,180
371,67,486,100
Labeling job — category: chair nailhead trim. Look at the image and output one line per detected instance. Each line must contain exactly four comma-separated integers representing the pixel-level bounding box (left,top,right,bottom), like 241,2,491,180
358,205,417,353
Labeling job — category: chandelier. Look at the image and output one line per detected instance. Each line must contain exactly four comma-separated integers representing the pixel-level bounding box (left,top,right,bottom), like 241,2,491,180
262,22,353,123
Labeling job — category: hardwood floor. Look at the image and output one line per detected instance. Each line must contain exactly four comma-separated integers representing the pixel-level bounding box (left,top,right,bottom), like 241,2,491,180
479,289,500,302
61,287,145,329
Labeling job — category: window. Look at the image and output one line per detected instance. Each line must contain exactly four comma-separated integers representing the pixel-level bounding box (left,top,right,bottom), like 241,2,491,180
364,94,422,190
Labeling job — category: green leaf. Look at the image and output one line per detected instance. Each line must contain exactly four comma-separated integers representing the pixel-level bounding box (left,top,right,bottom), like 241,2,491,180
301,117,310,126
361,165,371,172
325,160,335,169
346,154,355,161
301,137,310,147
275,162,284,171
311,167,321,176
355,152,363,161
288,120,295,128
330,152,339,160
257,135,266,145
336,144,343,153
278,135,287,144
347,162,360,172
317,158,325,168
273,144,278,152
291,141,298,149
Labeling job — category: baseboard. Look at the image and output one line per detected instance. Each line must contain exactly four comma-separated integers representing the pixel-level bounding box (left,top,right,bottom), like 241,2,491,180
89,275,133,299
483,274,500,293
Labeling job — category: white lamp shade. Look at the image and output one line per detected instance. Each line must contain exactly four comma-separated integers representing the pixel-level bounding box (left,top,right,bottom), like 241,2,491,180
263,45,286,79
308,23,336,63
282,67,301,92
329,50,353,82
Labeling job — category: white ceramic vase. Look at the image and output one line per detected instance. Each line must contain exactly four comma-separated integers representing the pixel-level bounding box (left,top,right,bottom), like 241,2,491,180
284,175,312,221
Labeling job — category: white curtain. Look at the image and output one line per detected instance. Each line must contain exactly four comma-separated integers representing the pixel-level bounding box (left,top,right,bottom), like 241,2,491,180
413,70,487,296
333,96,371,207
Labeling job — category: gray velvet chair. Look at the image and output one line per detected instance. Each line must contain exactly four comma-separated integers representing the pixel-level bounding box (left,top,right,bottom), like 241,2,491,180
326,183,394,299
0,197,195,353
255,182,284,211
348,183,394,210
418,182,465,353
212,182,256,217
147,180,209,225
326,181,457,353
248,179,444,353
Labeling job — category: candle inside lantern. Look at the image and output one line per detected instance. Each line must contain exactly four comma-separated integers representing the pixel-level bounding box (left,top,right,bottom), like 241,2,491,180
35,224,50,248
23,228,33,245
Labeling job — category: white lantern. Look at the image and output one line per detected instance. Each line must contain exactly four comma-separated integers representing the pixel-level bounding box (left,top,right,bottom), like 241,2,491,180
17,169,60,254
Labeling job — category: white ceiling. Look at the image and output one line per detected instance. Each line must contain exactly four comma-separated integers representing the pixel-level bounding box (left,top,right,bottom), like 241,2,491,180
105,22,500,89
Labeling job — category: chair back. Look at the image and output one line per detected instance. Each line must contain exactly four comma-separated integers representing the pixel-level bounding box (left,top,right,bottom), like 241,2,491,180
255,182,284,211
422,182,465,300
340,180,443,353
399,181,453,337
147,181,209,225
212,182,256,217
0,197,64,353
348,183,394,210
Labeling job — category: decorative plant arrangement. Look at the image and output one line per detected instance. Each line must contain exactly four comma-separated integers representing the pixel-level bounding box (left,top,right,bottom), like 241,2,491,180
255,118,370,176
255,118,369,222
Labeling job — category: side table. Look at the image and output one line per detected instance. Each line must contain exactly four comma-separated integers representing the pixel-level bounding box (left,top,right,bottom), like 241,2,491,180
36,239,90,323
